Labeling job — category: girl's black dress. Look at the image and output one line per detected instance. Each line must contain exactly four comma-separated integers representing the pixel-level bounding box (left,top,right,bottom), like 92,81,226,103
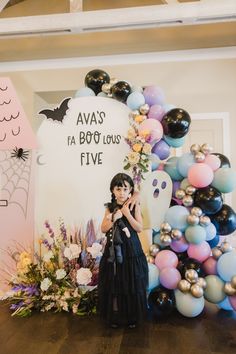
98,204,148,326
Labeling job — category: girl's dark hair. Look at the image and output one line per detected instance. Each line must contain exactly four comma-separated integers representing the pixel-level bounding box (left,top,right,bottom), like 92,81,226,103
107,173,134,211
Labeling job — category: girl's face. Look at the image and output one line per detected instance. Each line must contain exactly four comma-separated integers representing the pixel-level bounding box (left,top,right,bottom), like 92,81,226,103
112,181,132,205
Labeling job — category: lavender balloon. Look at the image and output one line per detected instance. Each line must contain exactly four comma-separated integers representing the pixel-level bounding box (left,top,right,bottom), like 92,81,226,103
143,86,165,106
152,139,170,160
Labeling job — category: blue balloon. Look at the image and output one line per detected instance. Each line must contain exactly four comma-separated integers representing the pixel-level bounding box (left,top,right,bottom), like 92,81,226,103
217,250,236,281
153,232,166,248
75,87,95,97
126,91,145,110
164,135,185,148
207,234,219,248
165,205,189,231
177,153,195,177
97,92,107,97
162,103,176,113
185,225,206,244
148,263,160,291
175,289,205,317
217,297,234,311
212,168,236,193
150,153,161,171
164,156,183,181
205,223,217,241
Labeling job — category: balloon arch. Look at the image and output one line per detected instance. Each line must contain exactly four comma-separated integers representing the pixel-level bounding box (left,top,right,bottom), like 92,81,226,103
82,69,236,318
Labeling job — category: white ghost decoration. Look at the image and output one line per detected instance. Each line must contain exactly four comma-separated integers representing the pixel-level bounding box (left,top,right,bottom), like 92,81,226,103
140,170,172,230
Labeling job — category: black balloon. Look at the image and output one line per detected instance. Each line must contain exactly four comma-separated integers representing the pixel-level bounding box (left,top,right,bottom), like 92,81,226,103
210,204,236,235
212,153,231,168
162,108,191,138
194,186,223,215
84,69,110,95
170,198,179,207
111,81,131,103
148,286,175,318
178,258,205,278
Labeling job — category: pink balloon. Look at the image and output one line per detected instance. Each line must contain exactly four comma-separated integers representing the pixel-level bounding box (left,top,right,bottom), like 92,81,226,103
138,118,163,145
155,250,178,270
159,267,181,289
204,154,221,171
148,104,165,121
188,163,214,188
202,256,218,275
229,296,236,311
157,163,164,171
171,236,189,253
187,241,211,263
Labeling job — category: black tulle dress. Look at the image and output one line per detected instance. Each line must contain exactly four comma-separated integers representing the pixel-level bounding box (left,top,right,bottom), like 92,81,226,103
98,204,148,326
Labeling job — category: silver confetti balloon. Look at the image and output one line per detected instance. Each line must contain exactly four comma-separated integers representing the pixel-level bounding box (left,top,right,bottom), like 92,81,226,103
190,144,201,154
185,185,196,196
201,143,213,155
182,195,194,207
187,214,200,226
199,215,211,226
178,279,191,293
175,189,186,200
185,269,198,284
231,275,236,289
149,244,160,257
196,277,207,289
195,151,205,163
224,282,236,296
139,103,150,115
212,247,223,260
191,284,204,298
171,229,183,240
220,241,233,253
161,222,172,233
191,207,203,217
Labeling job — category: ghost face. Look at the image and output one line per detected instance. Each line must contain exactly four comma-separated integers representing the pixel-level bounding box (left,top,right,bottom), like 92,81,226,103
140,171,172,230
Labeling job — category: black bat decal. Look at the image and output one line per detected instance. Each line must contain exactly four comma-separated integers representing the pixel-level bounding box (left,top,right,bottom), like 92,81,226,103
38,97,71,122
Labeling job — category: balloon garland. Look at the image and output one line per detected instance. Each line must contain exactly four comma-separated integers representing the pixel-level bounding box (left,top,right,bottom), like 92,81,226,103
82,69,236,318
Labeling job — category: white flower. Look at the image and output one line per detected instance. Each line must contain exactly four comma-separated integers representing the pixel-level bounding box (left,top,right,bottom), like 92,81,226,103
40,277,52,291
63,244,81,261
76,268,92,285
142,143,152,155
87,243,103,259
43,250,54,262
72,304,78,314
55,268,66,280
127,151,140,165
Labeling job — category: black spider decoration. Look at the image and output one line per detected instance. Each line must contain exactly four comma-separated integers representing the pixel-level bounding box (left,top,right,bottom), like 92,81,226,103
11,147,29,161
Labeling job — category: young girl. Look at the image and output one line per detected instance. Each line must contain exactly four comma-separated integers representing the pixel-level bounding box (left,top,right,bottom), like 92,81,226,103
98,173,148,328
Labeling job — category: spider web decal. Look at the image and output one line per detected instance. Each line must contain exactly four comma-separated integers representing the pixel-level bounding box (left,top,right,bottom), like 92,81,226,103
0,150,32,217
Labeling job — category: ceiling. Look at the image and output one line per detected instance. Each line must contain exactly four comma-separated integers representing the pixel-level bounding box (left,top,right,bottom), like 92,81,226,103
0,0,236,62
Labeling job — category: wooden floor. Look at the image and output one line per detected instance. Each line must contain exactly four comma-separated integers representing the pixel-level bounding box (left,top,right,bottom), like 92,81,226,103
0,302,235,354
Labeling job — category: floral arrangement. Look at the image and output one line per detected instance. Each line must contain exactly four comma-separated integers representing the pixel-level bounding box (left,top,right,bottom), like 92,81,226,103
1,219,105,317
124,108,152,185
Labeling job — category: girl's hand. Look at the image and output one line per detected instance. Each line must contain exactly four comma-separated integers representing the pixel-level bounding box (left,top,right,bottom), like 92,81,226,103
121,202,131,218
113,209,123,222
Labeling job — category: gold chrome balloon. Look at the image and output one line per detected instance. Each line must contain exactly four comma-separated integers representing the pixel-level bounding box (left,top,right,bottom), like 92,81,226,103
224,282,236,296
160,233,172,246
190,144,201,154
187,214,200,226
199,215,211,226
231,275,236,289
160,222,172,233
195,151,205,163
201,143,213,155
146,254,155,264
185,269,198,284
102,83,112,94
178,279,191,293
175,189,186,200
212,247,223,260
191,207,203,217
191,284,204,298
220,241,233,253
139,104,150,115
185,185,196,196
171,229,183,240
182,195,193,207
149,244,160,257
196,277,207,289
